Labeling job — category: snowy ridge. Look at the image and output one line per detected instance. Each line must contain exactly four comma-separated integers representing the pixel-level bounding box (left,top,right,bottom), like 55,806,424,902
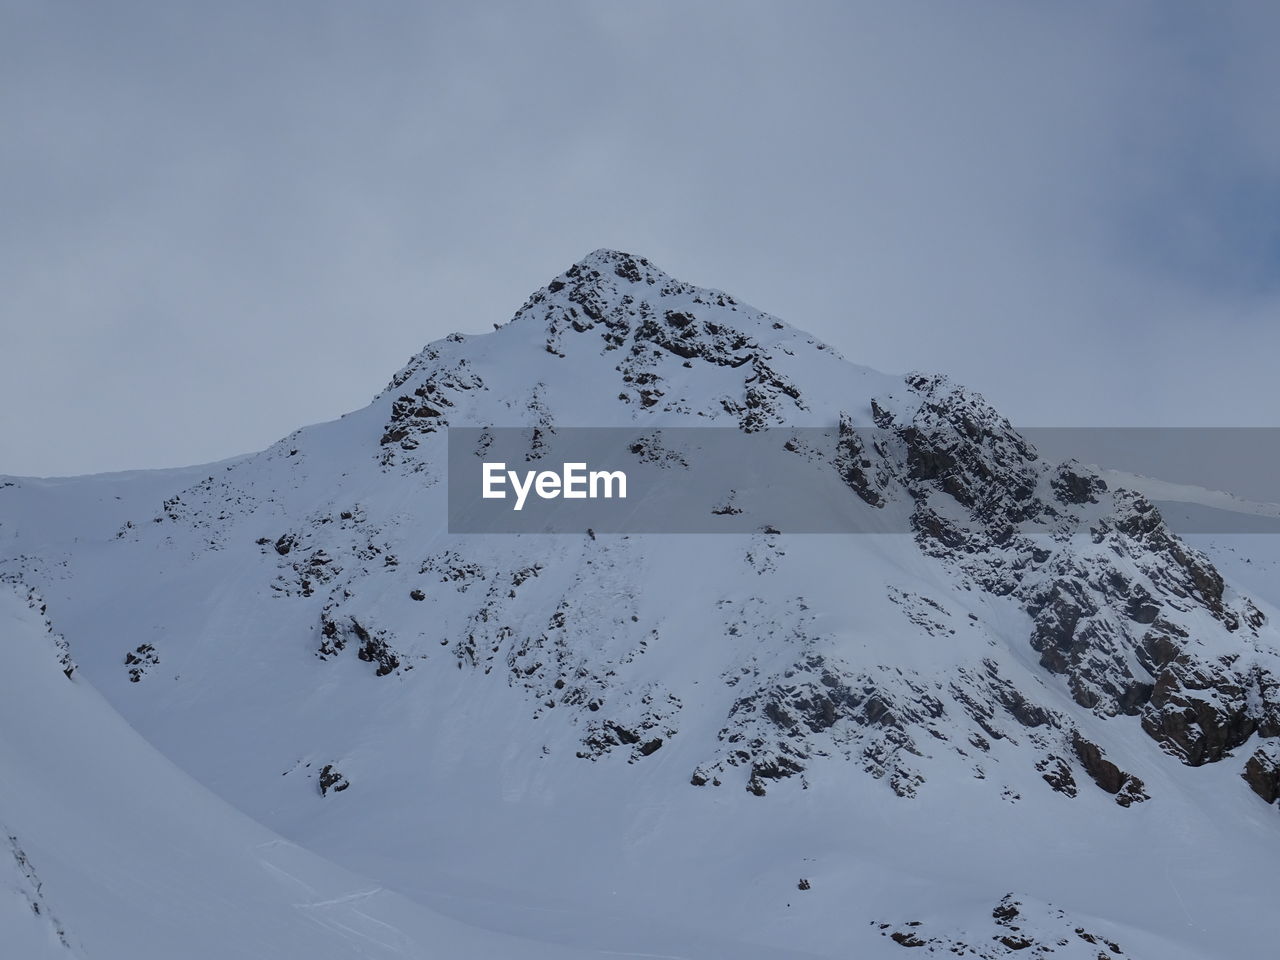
4,250,1280,958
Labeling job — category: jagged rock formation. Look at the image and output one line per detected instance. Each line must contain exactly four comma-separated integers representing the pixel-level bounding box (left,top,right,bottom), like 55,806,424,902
854,371,1276,792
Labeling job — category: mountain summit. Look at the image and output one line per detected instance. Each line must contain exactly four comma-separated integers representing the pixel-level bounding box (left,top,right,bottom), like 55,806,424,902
3,252,1280,958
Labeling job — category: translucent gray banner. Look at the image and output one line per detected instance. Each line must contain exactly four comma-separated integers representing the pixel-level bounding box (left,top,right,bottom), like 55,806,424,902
446,427,1280,534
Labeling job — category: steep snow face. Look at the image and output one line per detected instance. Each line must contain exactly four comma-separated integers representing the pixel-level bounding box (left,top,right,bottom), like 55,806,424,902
4,249,1280,958
0,585,636,960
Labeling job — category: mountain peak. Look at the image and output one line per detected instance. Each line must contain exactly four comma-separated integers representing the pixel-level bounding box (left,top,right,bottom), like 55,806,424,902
504,248,835,362
379,249,826,416
370,249,875,441
571,247,665,276
533,248,695,305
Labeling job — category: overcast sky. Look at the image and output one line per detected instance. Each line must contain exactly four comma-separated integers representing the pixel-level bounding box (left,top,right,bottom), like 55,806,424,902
3,1,1279,476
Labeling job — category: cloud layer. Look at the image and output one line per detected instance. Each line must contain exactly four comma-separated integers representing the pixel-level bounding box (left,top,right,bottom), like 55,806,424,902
4,1,1279,475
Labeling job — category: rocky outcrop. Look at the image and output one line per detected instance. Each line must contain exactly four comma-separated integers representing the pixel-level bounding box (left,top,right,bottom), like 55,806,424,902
124,643,159,683
876,893,1127,958
695,630,932,799
379,348,484,459
834,411,888,507
502,249,810,430
1243,742,1280,804
318,612,403,677
1070,731,1147,807
318,764,350,796
860,372,1276,795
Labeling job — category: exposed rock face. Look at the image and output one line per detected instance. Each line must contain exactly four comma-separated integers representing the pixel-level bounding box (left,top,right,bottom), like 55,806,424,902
1051,463,1107,505
834,411,888,507
1070,732,1147,807
852,371,1277,798
503,250,809,431
318,612,403,677
708,652,933,799
380,348,484,456
1242,742,1280,804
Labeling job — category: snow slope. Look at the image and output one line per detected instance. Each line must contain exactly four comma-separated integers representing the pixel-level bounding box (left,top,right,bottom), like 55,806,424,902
4,250,1280,958
0,585,664,959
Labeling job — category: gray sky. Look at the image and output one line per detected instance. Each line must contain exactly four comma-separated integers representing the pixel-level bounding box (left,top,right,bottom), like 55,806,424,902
3,1,1279,477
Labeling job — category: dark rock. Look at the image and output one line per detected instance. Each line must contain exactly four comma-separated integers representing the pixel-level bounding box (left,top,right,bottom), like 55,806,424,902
833,412,887,508
318,764,350,796
1037,755,1078,797
1242,745,1280,804
1071,731,1148,805
123,643,159,683
1051,462,1107,504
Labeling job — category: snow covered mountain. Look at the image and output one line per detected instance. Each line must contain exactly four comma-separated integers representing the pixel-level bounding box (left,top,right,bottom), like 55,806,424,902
4,249,1280,958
